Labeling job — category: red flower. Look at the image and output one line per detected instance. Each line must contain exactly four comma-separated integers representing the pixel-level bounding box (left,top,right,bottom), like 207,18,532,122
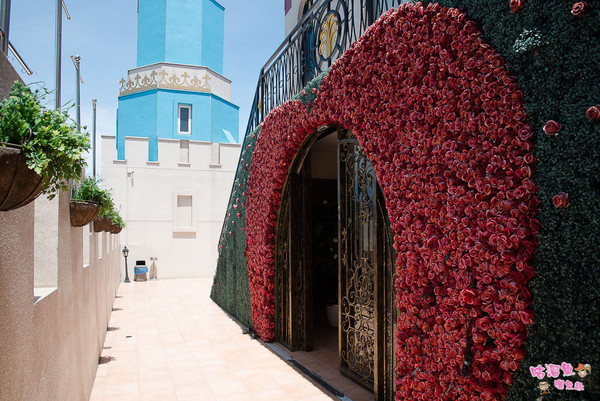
543,120,562,135
572,2,589,16
510,0,524,13
244,4,538,398
552,192,570,208
586,105,600,121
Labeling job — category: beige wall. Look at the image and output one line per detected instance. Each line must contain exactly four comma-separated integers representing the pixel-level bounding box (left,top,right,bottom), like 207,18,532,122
102,135,240,278
0,51,121,401
0,190,121,401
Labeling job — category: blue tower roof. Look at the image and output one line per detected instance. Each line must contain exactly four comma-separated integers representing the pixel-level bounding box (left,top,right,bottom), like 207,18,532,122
137,0,225,74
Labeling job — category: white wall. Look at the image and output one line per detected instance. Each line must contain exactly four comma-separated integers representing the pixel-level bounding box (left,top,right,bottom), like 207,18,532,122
285,0,323,35
102,134,240,278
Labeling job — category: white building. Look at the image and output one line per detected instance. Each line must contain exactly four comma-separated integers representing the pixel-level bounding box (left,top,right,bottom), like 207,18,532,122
102,0,240,278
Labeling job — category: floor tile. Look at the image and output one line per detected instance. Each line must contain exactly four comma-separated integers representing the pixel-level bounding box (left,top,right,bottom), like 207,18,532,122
90,278,335,401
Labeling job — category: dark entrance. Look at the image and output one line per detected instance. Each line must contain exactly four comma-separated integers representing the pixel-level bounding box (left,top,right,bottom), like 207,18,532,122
274,127,395,400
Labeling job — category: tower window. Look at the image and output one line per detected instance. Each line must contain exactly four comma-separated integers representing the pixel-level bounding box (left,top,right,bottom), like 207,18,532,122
178,104,191,134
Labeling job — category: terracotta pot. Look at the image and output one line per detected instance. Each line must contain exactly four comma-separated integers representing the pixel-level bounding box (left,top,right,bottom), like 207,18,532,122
0,145,43,211
93,216,111,232
110,224,122,234
69,200,99,227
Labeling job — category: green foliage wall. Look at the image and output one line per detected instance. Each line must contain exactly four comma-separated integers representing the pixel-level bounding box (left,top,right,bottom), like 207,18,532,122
418,0,600,399
210,127,259,329
210,73,328,329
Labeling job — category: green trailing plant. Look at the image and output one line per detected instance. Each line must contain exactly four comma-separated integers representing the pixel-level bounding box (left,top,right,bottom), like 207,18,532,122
0,81,90,199
97,196,115,219
73,176,116,218
84,180,125,227
104,208,125,228
72,176,112,209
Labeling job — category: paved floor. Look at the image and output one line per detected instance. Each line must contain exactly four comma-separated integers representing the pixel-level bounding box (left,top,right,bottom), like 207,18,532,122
281,327,373,401
90,278,335,401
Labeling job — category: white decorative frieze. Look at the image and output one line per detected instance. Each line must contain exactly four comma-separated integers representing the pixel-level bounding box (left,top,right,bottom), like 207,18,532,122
119,63,232,101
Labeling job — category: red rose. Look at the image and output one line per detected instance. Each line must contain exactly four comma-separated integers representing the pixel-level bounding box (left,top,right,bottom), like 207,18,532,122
510,0,524,13
243,4,537,397
586,105,600,121
543,120,561,135
572,2,589,16
552,192,570,208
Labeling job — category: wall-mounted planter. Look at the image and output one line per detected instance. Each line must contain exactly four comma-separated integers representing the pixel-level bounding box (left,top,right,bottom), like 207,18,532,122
0,145,43,211
103,220,114,233
69,200,99,227
110,224,122,234
93,216,112,232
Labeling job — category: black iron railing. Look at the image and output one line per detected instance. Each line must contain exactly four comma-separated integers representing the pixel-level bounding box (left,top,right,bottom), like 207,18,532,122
220,0,407,245
245,0,407,136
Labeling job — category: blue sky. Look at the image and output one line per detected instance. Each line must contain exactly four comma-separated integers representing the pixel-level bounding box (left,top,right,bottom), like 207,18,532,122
7,0,283,167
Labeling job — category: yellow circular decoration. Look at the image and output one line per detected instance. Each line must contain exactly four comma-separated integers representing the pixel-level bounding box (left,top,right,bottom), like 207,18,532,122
319,13,339,59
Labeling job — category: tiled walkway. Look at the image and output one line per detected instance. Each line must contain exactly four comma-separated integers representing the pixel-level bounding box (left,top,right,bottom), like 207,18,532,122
90,278,334,401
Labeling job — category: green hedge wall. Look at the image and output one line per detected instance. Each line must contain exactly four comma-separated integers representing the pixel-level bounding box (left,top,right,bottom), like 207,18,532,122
210,127,259,329
210,73,328,330
418,0,600,399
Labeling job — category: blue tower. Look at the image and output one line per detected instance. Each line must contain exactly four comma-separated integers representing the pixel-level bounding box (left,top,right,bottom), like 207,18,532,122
116,0,239,161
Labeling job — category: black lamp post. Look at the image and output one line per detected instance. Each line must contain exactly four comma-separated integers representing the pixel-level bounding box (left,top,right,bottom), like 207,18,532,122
122,246,130,283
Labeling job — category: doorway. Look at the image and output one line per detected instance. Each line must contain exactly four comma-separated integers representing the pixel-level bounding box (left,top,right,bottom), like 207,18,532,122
274,126,395,400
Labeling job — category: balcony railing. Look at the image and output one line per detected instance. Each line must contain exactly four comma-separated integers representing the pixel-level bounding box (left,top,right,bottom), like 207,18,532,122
1,0,33,75
220,0,407,244
245,0,407,137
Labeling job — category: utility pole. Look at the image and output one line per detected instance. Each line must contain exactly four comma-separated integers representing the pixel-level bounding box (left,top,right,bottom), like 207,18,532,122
71,55,82,131
92,98,97,177
55,0,71,110
0,0,11,54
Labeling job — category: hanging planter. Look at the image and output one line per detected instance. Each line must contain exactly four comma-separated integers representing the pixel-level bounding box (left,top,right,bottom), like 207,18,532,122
69,200,99,227
102,205,125,234
93,216,111,232
0,144,43,211
110,224,122,234
103,220,114,233
0,82,90,210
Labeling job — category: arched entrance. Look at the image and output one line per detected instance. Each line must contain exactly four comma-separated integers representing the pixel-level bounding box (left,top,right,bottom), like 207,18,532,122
274,126,396,400
245,4,538,399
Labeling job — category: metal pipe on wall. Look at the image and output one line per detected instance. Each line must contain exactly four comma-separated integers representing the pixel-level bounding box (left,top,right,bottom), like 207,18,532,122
92,98,97,177
0,0,11,54
55,0,71,110
55,0,62,110
71,55,81,131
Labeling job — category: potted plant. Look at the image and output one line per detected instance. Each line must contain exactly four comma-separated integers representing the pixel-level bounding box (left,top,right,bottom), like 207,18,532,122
70,177,111,227
0,81,90,211
105,209,125,234
93,194,114,233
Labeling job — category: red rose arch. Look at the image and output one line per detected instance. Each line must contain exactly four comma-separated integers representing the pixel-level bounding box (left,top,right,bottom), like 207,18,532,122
246,3,539,399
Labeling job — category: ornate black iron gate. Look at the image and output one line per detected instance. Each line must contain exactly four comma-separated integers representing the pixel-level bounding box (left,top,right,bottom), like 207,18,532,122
338,129,395,400
275,127,394,399
275,152,313,351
